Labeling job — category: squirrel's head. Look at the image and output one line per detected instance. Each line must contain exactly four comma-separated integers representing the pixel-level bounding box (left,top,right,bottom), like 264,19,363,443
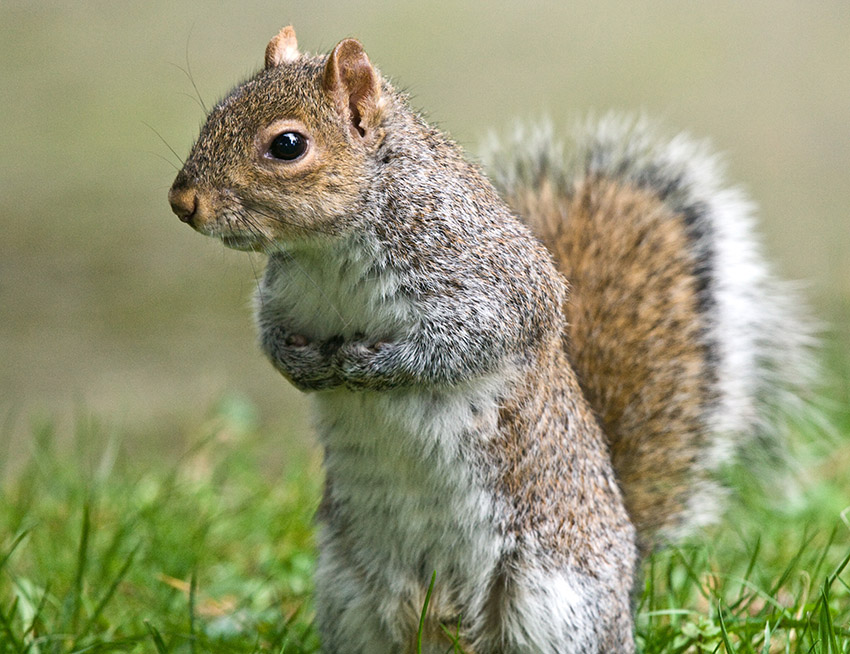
168,26,388,251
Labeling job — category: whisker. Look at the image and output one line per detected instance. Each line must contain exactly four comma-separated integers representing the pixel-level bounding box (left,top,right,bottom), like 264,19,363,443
184,25,208,114
174,88,208,114
237,211,282,312
144,150,181,172
247,252,265,310
248,204,334,237
142,121,183,166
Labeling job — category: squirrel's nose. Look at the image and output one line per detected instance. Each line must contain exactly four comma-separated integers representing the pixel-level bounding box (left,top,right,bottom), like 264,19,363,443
168,186,199,226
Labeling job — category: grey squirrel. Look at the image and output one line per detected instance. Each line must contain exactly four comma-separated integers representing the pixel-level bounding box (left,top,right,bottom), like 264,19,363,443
168,26,813,654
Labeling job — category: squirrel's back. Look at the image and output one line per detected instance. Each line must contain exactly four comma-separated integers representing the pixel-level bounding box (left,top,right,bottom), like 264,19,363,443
485,117,814,548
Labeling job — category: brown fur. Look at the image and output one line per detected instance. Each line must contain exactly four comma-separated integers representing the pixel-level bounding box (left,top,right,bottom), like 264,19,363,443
506,176,710,546
490,350,634,563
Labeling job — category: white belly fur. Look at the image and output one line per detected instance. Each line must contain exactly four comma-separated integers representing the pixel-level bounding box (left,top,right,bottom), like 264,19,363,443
313,379,507,585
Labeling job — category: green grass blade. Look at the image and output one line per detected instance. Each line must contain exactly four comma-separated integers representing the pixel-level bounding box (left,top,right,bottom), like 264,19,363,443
439,619,468,654
0,595,24,652
818,586,838,654
826,548,850,586
675,548,712,602
13,578,52,647
0,530,31,573
77,545,139,642
188,570,197,654
760,620,771,654
767,532,814,599
717,605,735,653
730,536,762,613
416,571,437,654
145,621,169,654
61,502,92,636
809,525,840,584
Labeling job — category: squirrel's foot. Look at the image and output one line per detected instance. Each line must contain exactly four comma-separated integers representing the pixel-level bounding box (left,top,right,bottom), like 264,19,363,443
261,326,343,391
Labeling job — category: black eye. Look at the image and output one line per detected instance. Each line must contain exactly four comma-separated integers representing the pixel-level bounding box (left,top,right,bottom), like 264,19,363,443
268,131,307,160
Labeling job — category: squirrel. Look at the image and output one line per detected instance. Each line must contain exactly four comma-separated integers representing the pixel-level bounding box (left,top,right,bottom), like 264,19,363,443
168,26,813,654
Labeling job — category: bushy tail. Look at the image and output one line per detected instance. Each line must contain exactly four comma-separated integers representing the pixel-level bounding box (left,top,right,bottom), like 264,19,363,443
483,117,816,549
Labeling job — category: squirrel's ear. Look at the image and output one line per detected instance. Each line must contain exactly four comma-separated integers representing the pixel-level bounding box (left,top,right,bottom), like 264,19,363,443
265,25,300,68
322,38,383,139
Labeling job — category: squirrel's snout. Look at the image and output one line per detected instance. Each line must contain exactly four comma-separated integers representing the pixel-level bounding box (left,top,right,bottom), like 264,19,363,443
169,186,199,227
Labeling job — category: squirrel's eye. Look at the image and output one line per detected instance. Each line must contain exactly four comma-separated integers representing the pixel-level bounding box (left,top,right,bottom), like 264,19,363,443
268,132,308,161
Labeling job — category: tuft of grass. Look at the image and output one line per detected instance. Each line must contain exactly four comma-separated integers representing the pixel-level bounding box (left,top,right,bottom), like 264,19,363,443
1,358,848,653
1,400,321,653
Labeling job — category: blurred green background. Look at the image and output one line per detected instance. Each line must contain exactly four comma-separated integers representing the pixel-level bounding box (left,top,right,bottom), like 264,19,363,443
2,1,848,471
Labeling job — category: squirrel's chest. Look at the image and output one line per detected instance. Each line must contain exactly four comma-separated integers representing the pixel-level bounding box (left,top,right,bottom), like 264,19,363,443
256,245,412,341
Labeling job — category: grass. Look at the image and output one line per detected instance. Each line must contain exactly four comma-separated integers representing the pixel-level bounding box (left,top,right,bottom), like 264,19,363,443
0,401,320,653
1,368,848,653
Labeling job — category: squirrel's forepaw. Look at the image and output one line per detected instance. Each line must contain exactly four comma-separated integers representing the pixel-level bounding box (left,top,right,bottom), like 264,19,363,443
260,326,342,391
336,339,401,391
